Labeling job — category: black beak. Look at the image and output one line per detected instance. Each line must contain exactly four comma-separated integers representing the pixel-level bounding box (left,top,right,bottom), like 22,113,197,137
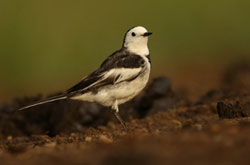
143,32,153,37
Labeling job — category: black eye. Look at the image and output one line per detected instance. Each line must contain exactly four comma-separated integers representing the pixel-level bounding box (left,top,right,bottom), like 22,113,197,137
131,32,136,37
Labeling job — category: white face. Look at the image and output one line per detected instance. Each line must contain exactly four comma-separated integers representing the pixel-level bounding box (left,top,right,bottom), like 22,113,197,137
123,26,152,55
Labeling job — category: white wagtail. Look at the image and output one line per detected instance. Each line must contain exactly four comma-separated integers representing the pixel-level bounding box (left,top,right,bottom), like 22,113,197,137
19,26,152,131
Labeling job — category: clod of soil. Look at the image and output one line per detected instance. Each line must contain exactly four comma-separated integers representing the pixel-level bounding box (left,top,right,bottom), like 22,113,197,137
217,101,250,119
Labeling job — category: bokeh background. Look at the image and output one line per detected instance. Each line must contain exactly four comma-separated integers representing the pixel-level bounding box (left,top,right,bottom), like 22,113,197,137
0,0,250,101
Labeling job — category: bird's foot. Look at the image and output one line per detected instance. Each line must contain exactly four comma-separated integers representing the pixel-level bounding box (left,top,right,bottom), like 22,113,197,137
111,110,128,132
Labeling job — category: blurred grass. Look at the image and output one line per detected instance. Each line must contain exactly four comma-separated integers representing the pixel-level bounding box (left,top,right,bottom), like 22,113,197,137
0,0,250,100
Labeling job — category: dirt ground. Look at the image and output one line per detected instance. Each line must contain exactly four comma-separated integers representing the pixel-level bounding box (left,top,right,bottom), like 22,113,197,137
0,61,250,165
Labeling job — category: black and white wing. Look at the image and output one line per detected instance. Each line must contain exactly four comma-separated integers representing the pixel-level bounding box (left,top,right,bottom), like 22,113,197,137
66,49,147,96
18,49,148,110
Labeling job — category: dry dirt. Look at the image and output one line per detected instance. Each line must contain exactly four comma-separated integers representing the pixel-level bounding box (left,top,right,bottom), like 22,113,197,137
0,61,250,165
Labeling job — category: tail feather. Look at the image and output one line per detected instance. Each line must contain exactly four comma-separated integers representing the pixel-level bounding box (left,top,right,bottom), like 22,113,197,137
18,95,67,111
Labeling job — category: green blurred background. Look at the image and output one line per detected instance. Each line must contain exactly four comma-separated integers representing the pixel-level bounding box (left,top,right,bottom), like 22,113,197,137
0,0,250,101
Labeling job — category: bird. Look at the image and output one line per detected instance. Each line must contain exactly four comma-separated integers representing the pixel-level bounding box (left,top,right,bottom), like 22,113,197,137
18,26,152,131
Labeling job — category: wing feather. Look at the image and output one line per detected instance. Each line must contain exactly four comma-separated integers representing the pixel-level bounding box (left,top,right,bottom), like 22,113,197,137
66,49,146,96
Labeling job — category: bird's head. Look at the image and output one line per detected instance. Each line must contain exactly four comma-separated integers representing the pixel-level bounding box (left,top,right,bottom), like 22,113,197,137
123,26,152,55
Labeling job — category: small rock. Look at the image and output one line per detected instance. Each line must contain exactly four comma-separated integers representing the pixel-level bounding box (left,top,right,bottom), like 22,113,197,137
217,101,248,119
44,142,56,148
99,135,113,143
85,136,92,142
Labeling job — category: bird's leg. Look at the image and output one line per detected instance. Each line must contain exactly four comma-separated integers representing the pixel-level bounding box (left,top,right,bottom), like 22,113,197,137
111,103,128,132
112,111,128,132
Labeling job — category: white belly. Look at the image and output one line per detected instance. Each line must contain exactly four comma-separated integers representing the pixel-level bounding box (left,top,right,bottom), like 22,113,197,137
71,67,150,107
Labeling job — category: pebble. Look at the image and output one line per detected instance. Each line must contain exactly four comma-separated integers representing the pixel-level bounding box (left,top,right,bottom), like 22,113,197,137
85,136,92,142
99,135,113,143
44,142,56,148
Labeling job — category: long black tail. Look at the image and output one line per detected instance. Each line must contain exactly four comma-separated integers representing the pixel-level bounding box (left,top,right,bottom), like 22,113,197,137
18,94,67,111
